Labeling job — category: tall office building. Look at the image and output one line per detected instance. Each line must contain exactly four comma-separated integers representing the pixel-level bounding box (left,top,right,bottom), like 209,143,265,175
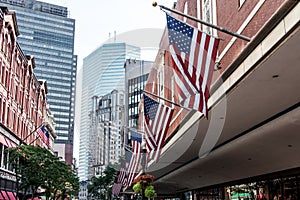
124,59,153,129
86,90,125,182
78,42,140,181
0,0,77,164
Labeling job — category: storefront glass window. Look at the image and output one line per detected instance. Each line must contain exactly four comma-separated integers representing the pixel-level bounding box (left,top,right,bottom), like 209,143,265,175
283,177,297,200
193,174,300,200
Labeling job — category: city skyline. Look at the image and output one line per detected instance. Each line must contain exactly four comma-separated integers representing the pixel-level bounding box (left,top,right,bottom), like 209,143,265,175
78,42,141,181
35,0,176,163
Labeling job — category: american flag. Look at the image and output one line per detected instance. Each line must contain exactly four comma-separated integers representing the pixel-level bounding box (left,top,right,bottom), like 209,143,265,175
111,168,126,196
112,183,122,196
37,125,49,147
126,131,142,186
143,94,174,163
117,167,127,185
166,14,220,117
111,160,129,195
129,129,142,144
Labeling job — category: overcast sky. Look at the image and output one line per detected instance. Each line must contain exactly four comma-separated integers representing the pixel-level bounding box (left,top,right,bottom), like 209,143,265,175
38,0,175,161
42,0,175,65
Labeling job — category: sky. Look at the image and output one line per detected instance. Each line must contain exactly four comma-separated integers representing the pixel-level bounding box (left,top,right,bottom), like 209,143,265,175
39,0,176,162
42,0,176,65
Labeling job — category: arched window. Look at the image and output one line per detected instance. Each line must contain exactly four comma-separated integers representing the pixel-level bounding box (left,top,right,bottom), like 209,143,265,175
239,0,246,7
202,0,212,34
183,2,188,22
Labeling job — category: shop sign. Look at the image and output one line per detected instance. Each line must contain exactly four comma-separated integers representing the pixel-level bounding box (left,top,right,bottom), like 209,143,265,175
0,170,16,181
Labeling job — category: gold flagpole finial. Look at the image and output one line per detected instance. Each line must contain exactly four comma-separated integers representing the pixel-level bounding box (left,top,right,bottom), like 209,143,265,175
152,2,158,7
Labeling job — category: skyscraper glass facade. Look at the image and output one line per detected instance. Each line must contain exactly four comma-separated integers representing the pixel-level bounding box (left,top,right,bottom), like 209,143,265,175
79,42,140,181
0,0,77,163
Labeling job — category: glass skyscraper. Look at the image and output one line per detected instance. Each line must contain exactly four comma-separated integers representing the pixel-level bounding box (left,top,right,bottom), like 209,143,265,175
0,0,77,164
79,42,140,181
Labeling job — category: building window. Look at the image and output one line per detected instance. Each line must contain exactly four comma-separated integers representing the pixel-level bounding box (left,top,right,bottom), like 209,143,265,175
183,2,188,22
15,84,18,100
239,0,246,7
158,70,164,101
5,69,9,88
2,146,8,169
2,100,6,125
202,0,212,35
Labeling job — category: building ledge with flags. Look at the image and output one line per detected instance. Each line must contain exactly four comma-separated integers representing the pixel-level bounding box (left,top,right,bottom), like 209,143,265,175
138,0,300,197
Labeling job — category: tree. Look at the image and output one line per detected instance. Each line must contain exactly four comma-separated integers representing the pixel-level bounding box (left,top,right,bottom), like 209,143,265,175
41,155,79,200
6,145,79,200
87,165,117,200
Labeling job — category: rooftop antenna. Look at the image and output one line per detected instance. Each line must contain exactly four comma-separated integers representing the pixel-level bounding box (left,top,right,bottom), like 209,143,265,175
114,31,116,43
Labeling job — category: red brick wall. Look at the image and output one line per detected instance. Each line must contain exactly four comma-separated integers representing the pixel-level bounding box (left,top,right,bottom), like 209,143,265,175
216,0,285,75
175,0,198,27
65,143,74,165
0,11,47,146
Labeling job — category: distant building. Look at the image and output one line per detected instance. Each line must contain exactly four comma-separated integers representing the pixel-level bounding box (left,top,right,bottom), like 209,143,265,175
78,42,140,181
124,59,153,143
88,90,125,180
82,57,154,196
78,180,88,200
0,0,77,165
45,104,56,151
0,7,53,195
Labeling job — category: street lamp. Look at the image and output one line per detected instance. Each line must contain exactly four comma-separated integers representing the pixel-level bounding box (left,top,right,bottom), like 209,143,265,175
140,140,147,175
140,139,148,200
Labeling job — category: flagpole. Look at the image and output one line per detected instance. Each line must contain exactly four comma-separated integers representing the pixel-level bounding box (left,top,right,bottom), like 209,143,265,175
21,123,45,144
29,134,41,145
153,2,251,42
143,90,192,111
29,128,49,147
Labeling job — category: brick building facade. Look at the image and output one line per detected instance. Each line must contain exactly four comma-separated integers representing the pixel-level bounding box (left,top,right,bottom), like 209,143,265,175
0,7,53,196
0,7,49,147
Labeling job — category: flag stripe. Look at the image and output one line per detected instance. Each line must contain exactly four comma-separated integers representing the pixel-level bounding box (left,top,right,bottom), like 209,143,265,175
154,106,173,162
170,45,198,94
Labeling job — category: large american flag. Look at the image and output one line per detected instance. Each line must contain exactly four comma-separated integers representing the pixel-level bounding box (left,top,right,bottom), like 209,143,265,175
166,14,220,117
126,131,142,187
143,94,174,163
37,125,49,147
